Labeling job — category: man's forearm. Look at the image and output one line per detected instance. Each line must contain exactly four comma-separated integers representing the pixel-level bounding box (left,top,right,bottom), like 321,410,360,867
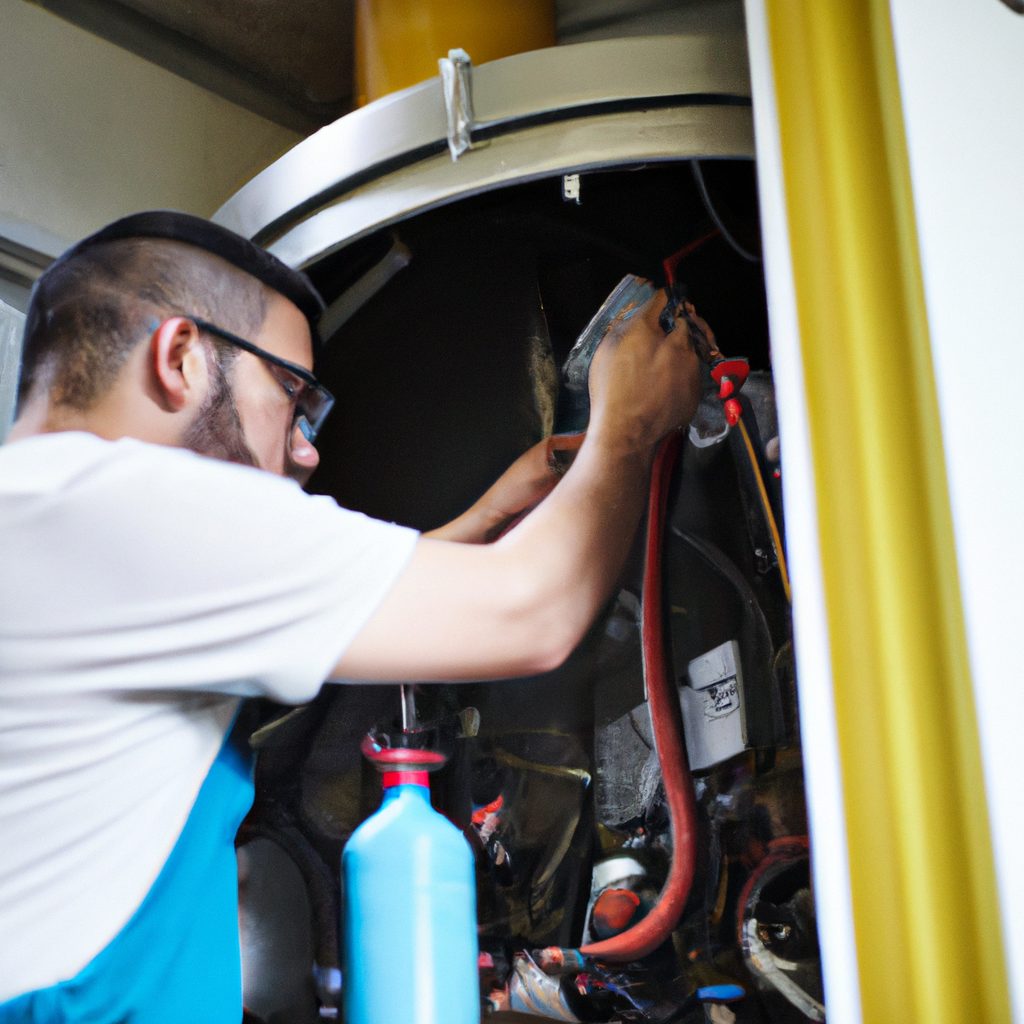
334,427,655,682
490,429,654,661
424,434,584,544
423,490,531,545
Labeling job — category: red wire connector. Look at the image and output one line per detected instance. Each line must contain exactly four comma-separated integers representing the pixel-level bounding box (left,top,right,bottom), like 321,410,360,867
711,358,750,427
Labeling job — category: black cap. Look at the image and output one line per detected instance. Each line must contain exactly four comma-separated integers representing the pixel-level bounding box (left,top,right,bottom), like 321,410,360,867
58,210,325,339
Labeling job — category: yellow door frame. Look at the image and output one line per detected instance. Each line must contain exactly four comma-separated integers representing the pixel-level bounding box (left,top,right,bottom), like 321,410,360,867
760,1,1010,1021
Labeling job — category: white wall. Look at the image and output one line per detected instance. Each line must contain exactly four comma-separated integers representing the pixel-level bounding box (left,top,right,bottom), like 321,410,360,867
887,0,1024,1018
0,0,301,257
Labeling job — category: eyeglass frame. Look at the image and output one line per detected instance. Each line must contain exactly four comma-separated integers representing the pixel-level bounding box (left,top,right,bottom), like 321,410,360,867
184,316,335,443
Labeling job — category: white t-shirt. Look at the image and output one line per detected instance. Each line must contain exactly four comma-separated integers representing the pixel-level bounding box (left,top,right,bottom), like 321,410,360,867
0,432,418,1002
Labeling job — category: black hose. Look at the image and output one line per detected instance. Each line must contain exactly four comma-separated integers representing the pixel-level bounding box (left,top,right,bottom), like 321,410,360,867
672,529,775,663
237,817,340,973
690,160,762,263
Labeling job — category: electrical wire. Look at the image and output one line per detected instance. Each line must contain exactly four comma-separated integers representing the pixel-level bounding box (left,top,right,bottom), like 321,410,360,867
690,160,762,263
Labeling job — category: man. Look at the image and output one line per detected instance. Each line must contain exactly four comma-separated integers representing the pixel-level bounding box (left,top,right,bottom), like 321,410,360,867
0,211,701,1022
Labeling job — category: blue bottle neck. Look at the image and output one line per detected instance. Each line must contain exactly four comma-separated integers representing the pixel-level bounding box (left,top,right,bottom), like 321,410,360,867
381,782,431,806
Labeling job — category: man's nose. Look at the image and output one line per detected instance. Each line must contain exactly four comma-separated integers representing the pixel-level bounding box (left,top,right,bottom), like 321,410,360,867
286,421,320,483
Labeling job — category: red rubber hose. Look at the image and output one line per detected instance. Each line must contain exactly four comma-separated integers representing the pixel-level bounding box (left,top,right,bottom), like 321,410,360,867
580,430,698,961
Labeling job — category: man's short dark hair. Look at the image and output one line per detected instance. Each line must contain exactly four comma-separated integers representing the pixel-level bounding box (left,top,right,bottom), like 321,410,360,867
18,211,325,412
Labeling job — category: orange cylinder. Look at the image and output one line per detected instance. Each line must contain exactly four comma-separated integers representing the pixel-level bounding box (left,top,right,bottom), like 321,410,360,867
355,0,556,106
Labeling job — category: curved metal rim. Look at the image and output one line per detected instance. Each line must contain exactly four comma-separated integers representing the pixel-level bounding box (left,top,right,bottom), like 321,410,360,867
266,105,755,270
275,155,752,273
253,93,750,248
214,34,752,243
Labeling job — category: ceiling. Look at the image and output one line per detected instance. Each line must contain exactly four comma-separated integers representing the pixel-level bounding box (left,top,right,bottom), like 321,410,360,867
27,0,356,133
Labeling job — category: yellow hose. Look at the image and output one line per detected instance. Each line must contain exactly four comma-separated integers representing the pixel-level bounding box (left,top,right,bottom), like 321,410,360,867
736,415,791,603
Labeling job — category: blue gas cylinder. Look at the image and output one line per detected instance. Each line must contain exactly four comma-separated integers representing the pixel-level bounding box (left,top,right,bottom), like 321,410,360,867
342,770,479,1024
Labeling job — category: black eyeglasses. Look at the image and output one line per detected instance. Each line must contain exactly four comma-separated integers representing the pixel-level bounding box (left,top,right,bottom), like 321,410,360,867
187,316,335,443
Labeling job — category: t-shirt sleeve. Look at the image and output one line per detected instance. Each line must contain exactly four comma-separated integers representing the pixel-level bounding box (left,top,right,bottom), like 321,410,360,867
15,440,419,704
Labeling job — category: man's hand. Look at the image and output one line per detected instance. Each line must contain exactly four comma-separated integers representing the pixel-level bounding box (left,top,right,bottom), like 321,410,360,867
427,287,698,545
587,288,703,456
425,433,585,544
334,289,705,683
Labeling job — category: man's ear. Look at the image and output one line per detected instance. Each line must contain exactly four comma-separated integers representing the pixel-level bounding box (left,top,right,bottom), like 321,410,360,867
152,317,204,412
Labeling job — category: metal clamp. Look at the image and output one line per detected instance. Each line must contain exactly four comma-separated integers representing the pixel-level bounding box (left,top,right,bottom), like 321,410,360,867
438,48,475,160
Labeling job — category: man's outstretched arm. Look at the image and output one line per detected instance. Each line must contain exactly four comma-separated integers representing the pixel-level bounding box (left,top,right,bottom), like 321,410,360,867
422,433,584,545
333,290,702,683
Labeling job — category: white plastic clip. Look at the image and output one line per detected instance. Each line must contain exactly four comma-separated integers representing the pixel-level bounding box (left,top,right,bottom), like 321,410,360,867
562,173,581,204
438,48,474,161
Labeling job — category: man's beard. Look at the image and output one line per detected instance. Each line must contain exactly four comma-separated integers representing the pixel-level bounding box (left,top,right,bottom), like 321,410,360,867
180,354,258,467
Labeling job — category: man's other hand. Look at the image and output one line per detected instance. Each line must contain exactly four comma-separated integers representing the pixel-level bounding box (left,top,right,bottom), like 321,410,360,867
425,433,585,544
